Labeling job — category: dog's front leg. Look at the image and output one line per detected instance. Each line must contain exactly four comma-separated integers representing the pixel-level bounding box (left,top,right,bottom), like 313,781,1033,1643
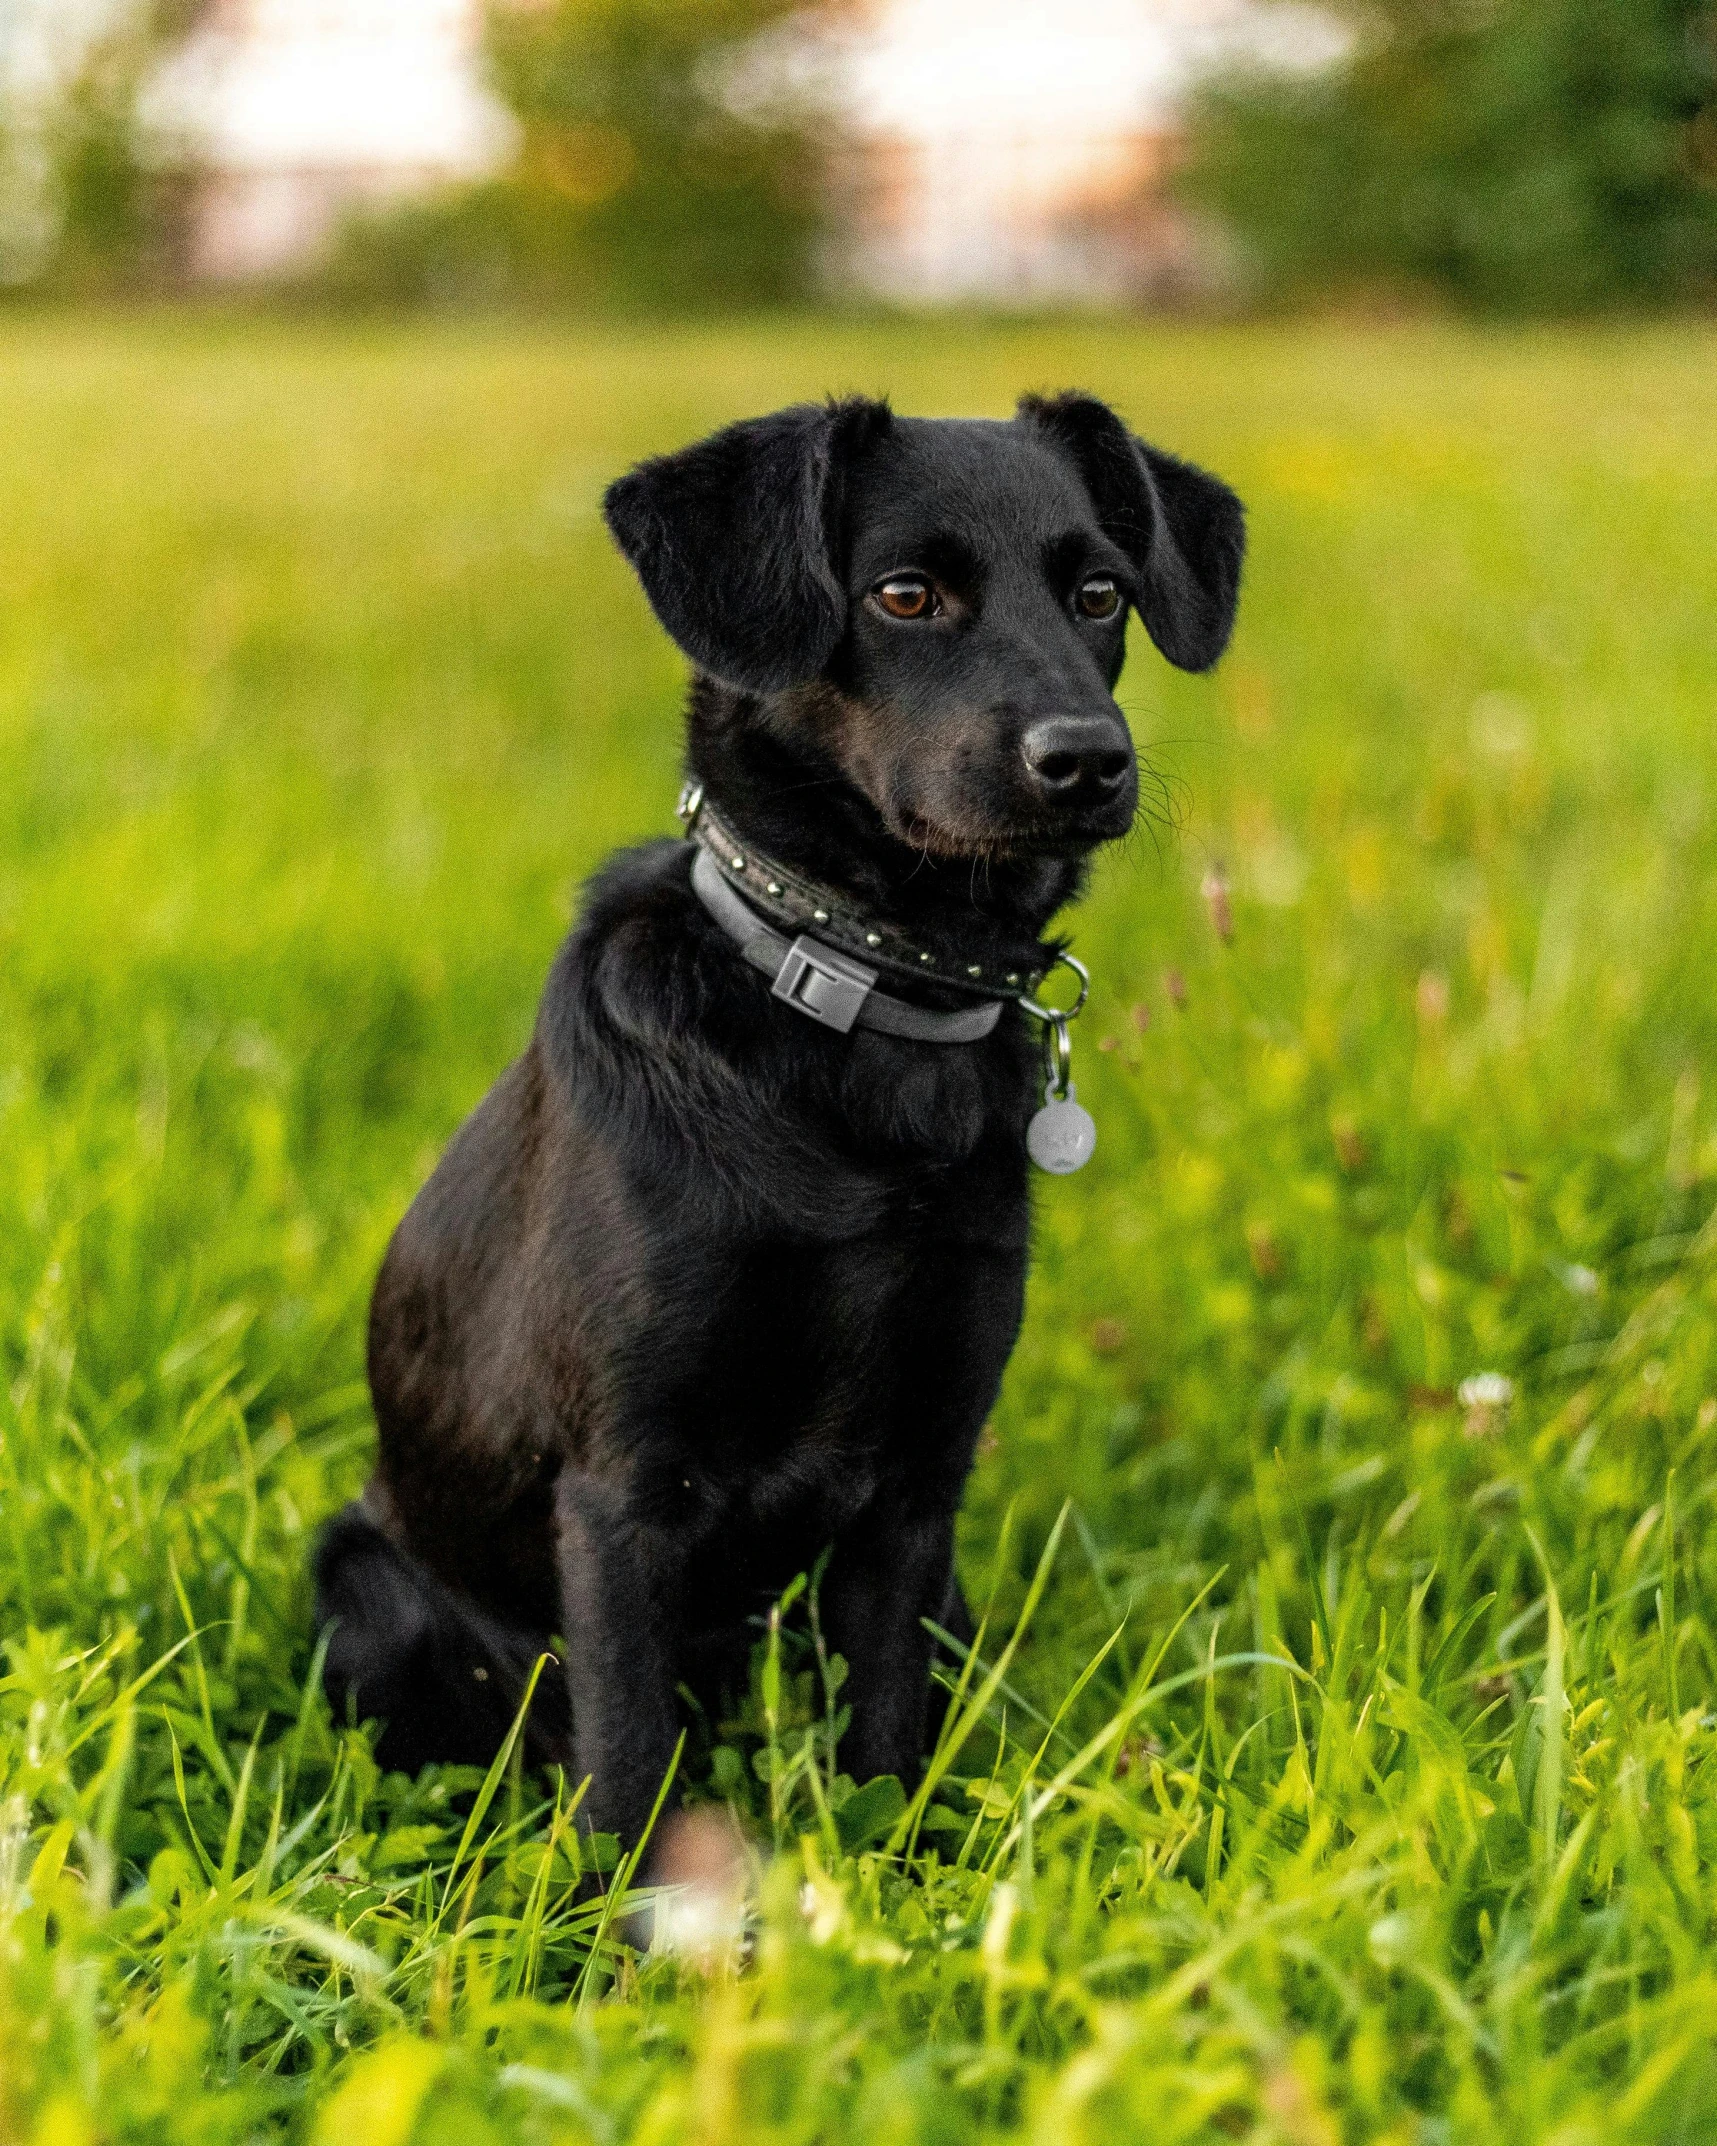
554,1471,684,1850
824,1502,957,1788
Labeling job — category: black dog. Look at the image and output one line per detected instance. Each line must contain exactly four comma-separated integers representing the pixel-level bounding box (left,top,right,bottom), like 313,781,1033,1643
315,392,1243,1852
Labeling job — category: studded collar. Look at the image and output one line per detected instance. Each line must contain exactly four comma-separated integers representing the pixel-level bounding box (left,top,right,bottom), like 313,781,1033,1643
677,782,1052,1005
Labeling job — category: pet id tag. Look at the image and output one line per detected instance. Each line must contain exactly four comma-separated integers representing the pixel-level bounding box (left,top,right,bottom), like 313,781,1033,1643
1020,958,1096,1175
1027,1080,1097,1175
1026,996,1096,1175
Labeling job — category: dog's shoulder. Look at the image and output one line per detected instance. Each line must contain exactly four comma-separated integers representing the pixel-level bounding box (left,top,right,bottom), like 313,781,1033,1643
538,837,745,1065
535,837,811,1165
576,836,697,928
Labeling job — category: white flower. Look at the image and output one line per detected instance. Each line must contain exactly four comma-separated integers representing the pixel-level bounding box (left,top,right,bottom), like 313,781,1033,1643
1457,1372,1514,1409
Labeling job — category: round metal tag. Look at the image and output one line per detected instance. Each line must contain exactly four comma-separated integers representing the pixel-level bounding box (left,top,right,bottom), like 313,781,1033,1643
1026,1085,1097,1175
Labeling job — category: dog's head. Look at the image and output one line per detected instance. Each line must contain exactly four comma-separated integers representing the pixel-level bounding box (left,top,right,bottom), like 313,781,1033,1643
604,393,1243,861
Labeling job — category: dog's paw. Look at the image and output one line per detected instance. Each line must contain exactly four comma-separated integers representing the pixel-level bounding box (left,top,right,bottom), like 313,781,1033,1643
643,1807,752,1968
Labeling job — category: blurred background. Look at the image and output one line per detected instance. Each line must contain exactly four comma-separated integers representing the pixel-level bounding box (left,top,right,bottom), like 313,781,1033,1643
1,0,1712,317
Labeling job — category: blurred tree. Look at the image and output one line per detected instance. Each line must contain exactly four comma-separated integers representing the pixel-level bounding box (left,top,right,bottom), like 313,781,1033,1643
0,0,205,293
1187,0,1717,311
0,94,46,287
326,0,832,312
48,9,168,288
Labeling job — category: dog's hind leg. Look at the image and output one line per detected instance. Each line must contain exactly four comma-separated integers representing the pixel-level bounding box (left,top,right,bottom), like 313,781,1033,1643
314,1501,568,1776
937,1570,976,1654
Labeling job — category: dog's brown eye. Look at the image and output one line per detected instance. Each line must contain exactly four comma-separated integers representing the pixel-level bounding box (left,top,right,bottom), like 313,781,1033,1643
875,577,936,620
1077,576,1121,620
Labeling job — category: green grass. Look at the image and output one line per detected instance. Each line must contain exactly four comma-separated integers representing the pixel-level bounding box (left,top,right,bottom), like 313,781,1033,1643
3,309,1717,2145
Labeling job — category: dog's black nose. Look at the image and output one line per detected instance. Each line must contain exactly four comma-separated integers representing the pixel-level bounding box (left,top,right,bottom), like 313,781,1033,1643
1020,716,1131,802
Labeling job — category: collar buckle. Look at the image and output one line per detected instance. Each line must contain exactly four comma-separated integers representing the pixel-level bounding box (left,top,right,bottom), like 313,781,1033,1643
772,936,878,1032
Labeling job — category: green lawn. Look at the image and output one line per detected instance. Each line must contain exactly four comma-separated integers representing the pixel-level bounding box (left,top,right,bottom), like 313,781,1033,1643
3,310,1717,2145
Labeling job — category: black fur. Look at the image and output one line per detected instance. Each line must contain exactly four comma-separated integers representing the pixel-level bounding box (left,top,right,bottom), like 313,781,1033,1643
317,392,1244,1854
603,398,893,694
1019,392,1246,674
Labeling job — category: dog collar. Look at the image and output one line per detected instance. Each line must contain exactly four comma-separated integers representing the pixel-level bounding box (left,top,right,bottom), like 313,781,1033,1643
678,782,1049,1003
690,845,1003,1042
678,784,1100,1168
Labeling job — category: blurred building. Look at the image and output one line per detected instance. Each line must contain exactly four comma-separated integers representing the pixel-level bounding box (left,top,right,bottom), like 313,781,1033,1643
152,0,1306,298
824,0,1233,304
831,124,1209,305
150,0,511,281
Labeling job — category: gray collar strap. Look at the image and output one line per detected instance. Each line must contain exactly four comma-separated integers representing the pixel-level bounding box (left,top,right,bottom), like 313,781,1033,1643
679,782,1049,1004
690,847,1004,1043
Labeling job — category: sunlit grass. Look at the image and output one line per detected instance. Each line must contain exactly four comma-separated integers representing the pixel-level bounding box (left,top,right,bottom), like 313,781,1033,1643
2,310,1716,2143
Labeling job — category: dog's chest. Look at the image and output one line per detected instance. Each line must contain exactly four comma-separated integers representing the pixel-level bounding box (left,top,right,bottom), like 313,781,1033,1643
628,1187,1026,1536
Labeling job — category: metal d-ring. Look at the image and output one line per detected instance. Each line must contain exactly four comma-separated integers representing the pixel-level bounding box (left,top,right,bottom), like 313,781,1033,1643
1018,951,1090,1026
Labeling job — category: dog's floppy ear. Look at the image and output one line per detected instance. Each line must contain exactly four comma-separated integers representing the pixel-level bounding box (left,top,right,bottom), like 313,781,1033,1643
603,397,892,694
1019,391,1244,673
